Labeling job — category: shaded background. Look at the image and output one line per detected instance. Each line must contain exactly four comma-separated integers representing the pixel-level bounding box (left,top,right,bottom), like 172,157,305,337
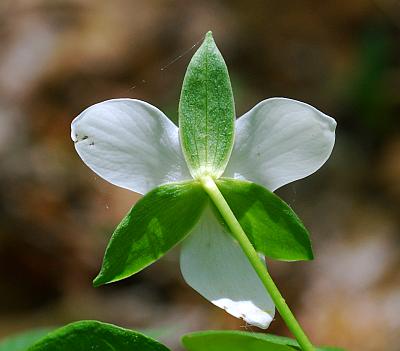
0,0,399,350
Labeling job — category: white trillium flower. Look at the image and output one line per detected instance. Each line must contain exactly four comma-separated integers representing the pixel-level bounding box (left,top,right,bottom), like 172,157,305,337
71,96,336,329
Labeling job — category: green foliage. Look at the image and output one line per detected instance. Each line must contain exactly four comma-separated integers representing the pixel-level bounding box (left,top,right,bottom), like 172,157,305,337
216,178,313,261
27,320,170,351
0,328,52,351
94,181,208,286
182,330,345,351
179,31,235,179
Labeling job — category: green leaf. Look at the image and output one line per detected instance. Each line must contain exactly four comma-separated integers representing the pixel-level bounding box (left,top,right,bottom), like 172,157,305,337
182,331,346,351
182,330,297,351
27,320,170,351
179,31,235,179
216,178,313,261
0,328,53,351
94,181,208,286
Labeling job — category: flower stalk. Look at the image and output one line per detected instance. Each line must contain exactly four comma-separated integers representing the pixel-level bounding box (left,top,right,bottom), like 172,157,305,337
200,175,315,351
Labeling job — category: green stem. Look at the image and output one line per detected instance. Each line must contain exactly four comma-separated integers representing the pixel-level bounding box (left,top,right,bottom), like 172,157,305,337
200,175,315,351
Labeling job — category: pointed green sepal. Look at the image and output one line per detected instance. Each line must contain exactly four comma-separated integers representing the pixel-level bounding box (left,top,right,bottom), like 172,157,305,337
27,320,170,351
179,31,235,179
182,330,346,351
216,178,314,261
94,181,208,286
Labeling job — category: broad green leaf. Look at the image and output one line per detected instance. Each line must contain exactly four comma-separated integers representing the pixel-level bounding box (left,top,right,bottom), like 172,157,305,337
182,330,346,351
0,328,53,351
179,31,235,179
216,178,313,261
182,330,298,351
27,320,170,351
94,181,208,286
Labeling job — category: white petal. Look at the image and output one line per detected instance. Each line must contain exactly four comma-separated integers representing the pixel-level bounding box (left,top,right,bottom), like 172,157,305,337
224,98,336,191
180,207,275,329
71,99,191,194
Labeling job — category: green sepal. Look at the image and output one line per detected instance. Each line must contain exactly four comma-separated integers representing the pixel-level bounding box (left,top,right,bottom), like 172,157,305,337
94,181,208,286
182,330,346,351
0,328,53,351
179,31,235,179
27,320,170,351
216,178,314,261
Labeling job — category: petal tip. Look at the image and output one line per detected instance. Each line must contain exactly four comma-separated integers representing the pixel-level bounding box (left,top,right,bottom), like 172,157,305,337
324,114,337,132
213,298,274,329
244,312,273,329
70,123,78,142
70,114,89,144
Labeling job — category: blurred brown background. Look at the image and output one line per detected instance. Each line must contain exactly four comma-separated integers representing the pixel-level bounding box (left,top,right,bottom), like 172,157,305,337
0,0,399,350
